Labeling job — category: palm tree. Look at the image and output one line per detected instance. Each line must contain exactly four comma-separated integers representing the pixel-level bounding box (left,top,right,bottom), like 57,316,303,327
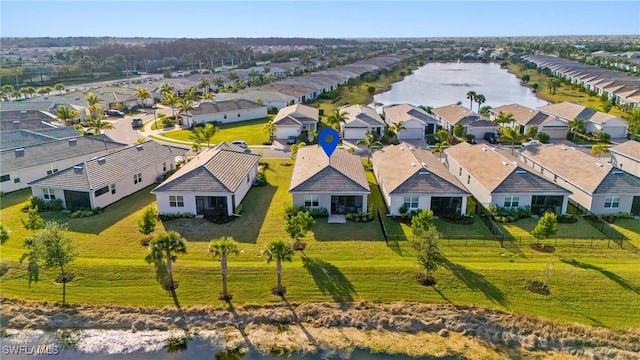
202,92,214,101
135,87,152,107
159,82,174,94
263,119,277,140
26,87,36,98
591,143,610,159
208,237,239,300
56,106,79,125
191,123,218,147
54,83,65,94
86,92,102,118
327,108,349,130
432,141,448,160
290,142,306,160
198,78,211,93
177,98,195,127
493,111,515,126
2,84,15,100
624,108,640,139
567,118,585,141
213,76,224,88
86,115,114,135
228,70,239,84
262,239,294,295
466,91,477,111
161,91,178,121
474,94,486,112
500,126,527,155
418,105,433,114
145,231,187,290
357,131,383,165
307,129,318,144
388,120,407,140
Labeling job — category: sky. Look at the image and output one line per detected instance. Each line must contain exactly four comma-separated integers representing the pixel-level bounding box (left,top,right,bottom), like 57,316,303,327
1,1,639,38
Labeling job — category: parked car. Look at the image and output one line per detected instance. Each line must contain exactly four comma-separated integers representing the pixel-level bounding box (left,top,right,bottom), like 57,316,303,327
522,139,541,147
107,110,125,118
131,118,143,129
484,132,499,144
287,135,297,144
231,140,248,149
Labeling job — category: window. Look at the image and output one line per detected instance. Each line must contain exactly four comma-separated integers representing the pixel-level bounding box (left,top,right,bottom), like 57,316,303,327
110,184,116,195
163,162,167,172
504,195,520,207
223,115,227,119
169,195,184,207
95,186,109,197
0,174,10,182
13,176,20,183
403,195,419,209
237,113,241,117
43,188,55,200
604,196,620,209
46,165,58,175
134,173,142,184
304,195,319,208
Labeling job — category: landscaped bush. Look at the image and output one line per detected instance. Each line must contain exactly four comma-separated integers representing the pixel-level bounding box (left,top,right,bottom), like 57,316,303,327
487,205,531,223
557,214,578,223
307,208,329,218
600,212,633,223
536,132,551,143
441,214,474,224
253,171,268,186
425,134,438,145
162,117,176,128
284,202,328,219
22,198,65,212
346,212,374,223
159,212,195,221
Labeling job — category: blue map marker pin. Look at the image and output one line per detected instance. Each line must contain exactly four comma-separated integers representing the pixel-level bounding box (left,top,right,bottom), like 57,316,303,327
318,128,339,158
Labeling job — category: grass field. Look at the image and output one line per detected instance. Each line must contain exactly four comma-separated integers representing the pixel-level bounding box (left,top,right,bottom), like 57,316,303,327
158,117,272,145
2,168,640,328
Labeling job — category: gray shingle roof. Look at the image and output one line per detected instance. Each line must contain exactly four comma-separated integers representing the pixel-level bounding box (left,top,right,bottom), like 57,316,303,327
2,137,127,173
493,169,570,194
152,142,260,194
1,128,80,151
289,146,370,193
188,100,266,115
28,141,188,190
593,169,640,194
372,143,468,195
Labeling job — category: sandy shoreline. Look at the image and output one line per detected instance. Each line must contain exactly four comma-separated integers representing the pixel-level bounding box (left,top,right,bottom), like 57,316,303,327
2,298,639,359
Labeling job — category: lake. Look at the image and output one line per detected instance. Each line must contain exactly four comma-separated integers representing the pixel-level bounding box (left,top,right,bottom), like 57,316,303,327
372,62,548,111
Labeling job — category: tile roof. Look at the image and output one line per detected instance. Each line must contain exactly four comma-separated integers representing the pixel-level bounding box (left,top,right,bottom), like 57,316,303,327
432,104,474,125
0,127,80,150
273,103,319,125
2,136,127,173
491,104,553,126
188,100,267,115
152,142,259,194
341,105,385,127
519,144,640,194
28,141,187,190
445,142,568,194
610,140,640,161
289,146,369,193
372,143,468,195
383,104,438,126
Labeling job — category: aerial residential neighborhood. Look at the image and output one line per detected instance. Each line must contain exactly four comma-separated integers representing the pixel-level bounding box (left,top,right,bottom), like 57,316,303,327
1,2,640,358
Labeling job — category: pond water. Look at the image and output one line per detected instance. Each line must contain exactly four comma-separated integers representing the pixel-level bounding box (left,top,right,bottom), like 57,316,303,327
372,62,548,111
1,330,456,360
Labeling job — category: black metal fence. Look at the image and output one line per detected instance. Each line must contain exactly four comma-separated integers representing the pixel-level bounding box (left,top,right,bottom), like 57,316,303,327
475,203,505,245
567,202,625,247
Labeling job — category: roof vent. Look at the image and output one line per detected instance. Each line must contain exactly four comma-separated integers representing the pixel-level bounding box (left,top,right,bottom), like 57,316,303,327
73,165,83,174
421,162,426,166
560,146,568,151
68,138,77,146
400,147,404,151
20,110,27,114
411,162,416,167
12,120,20,124
502,161,508,166
97,157,106,164
136,144,144,150
482,148,487,152
15,148,25,157
516,170,527,174
595,163,603,167
75,96,80,100
418,171,430,175
512,161,518,165
90,156,98,161
612,170,624,174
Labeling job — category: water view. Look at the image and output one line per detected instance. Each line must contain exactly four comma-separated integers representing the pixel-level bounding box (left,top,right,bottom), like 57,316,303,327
372,62,549,110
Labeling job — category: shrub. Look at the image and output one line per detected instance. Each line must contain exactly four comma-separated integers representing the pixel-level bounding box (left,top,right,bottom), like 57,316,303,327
425,134,437,145
441,214,474,224
22,206,45,230
254,172,268,186
22,196,46,212
308,208,329,218
464,134,476,143
557,214,577,223
536,132,550,143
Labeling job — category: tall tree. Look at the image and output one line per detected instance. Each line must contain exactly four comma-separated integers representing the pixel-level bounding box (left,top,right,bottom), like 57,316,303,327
531,212,558,242
624,108,640,139
159,82,174,94
54,83,65,94
198,78,211,93
161,91,178,121
493,111,515,126
85,115,114,135
208,237,239,300
411,209,434,240
416,227,445,284
145,231,187,290
567,118,585,141
388,120,407,140
138,206,158,241
326,108,349,130
474,94,486,112
591,143,610,159
262,119,277,140
56,106,79,126
290,142,306,160
466,91,477,111
499,126,527,155
135,87,152,107
432,141,448,160
177,97,195,127
262,239,294,295
190,123,218,147
357,131,383,165
20,221,77,305
2,84,15,100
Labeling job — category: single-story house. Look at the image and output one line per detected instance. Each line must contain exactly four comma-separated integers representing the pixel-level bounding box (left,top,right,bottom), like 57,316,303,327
1,136,127,194
431,104,497,138
0,127,80,151
28,140,186,209
490,104,568,139
152,142,260,217
610,140,640,178
180,99,268,127
519,144,640,215
372,143,469,216
537,102,628,138
289,145,370,215
445,142,571,215
272,103,319,140
383,104,438,140
340,104,385,140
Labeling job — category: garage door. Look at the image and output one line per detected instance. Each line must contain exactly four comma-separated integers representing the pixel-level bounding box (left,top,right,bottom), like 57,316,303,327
398,127,424,140
542,127,567,139
274,126,300,139
603,126,627,138
344,128,367,140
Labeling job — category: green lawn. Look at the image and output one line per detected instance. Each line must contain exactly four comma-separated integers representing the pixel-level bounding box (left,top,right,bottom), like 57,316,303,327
159,118,272,145
1,160,639,329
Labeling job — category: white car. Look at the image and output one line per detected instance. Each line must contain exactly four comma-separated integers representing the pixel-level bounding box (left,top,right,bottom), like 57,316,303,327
231,140,248,149
522,139,541,147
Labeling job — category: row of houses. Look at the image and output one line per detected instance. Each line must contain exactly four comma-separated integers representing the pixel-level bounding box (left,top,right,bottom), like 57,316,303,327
523,54,640,109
